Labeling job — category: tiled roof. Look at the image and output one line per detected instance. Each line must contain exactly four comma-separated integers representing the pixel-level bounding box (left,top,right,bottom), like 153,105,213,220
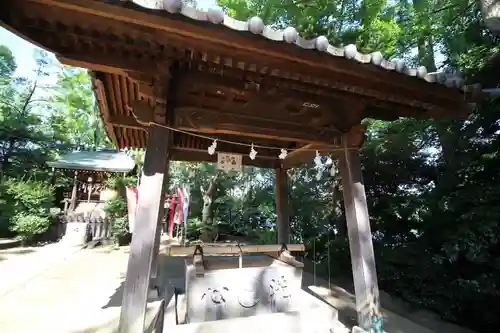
47,150,136,172
127,0,475,91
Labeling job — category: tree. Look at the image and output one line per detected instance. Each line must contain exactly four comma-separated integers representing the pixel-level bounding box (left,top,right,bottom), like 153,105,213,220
49,66,112,150
0,48,56,179
0,45,16,80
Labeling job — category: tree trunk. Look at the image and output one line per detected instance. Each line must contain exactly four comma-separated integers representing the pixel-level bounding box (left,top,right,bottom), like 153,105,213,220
200,173,219,241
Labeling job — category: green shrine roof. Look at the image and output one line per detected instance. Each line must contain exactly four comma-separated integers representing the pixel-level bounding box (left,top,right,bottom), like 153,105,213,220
47,149,135,173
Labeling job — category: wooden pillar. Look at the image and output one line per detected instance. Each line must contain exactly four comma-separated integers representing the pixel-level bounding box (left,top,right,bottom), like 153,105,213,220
68,170,78,212
275,167,290,244
149,153,171,296
119,125,171,333
338,137,382,331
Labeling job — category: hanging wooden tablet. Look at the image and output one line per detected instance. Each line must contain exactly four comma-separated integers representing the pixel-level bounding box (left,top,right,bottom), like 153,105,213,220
217,153,242,172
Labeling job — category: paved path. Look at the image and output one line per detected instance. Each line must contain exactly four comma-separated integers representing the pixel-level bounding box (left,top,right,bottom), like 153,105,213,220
0,246,130,333
0,243,84,298
0,244,477,333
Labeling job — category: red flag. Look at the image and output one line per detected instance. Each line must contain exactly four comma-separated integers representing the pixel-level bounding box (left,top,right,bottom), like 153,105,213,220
126,187,139,233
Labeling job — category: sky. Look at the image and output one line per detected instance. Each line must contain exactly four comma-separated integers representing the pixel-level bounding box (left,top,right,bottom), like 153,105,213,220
1,27,42,79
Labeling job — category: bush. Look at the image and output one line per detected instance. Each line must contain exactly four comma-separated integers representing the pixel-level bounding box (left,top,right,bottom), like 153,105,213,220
0,178,54,239
4,178,54,215
104,197,130,245
103,197,127,217
0,182,14,236
255,228,277,245
104,175,135,198
110,216,130,245
10,213,51,244
185,217,219,241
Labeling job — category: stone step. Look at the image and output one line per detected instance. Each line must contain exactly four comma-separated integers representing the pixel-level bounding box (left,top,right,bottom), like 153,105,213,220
164,306,345,333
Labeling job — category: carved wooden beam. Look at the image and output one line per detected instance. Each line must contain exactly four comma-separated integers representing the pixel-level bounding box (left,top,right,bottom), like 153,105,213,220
144,69,357,122
55,49,154,74
177,70,342,108
174,106,342,144
180,65,463,113
108,115,146,130
61,57,125,74
124,99,342,144
174,70,430,126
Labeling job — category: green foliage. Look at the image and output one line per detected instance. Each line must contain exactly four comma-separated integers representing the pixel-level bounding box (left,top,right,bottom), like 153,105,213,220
0,45,16,81
104,197,130,245
0,178,54,242
104,175,135,191
10,213,51,244
185,217,218,241
185,217,203,240
0,44,117,240
0,181,14,236
103,197,127,217
255,228,276,245
4,178,55,215
110,216,130,245
49,66,112,150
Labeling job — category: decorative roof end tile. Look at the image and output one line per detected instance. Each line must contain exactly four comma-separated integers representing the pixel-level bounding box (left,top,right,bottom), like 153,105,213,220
394,59,405,73
163,0,181,13
248,16,264,35
315,36,329,52
370,52,383,66
207,7,224,24
344,44,357,59
283,27,298,43
416,66,427,78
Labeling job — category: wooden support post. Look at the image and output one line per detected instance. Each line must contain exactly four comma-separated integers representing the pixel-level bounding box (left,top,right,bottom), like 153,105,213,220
68,170,78,212
338,138,382,331
119,125,171,333
275,167,290,244
149,150,171,298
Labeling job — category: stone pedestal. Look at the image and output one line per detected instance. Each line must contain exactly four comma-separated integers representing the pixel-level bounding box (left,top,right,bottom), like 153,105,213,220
163,254,341,333
62,222,88,246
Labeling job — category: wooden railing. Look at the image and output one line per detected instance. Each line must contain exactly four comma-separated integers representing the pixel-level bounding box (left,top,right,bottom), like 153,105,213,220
57,213,113,240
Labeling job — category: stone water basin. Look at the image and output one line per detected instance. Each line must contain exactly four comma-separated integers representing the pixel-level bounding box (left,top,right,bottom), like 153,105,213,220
163,255,339,333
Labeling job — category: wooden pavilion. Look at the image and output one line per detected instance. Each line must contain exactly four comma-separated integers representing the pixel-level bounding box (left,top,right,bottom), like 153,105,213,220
47,149,136,213
0,1,483,332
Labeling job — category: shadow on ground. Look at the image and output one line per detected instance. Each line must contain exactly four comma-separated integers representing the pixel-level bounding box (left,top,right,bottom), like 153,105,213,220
101,254,182,310
0,248,35,255
69,319,119,333
102,280,125,309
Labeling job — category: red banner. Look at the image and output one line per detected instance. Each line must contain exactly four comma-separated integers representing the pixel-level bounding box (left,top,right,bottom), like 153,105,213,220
126,187,139,233
126,187,189,238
